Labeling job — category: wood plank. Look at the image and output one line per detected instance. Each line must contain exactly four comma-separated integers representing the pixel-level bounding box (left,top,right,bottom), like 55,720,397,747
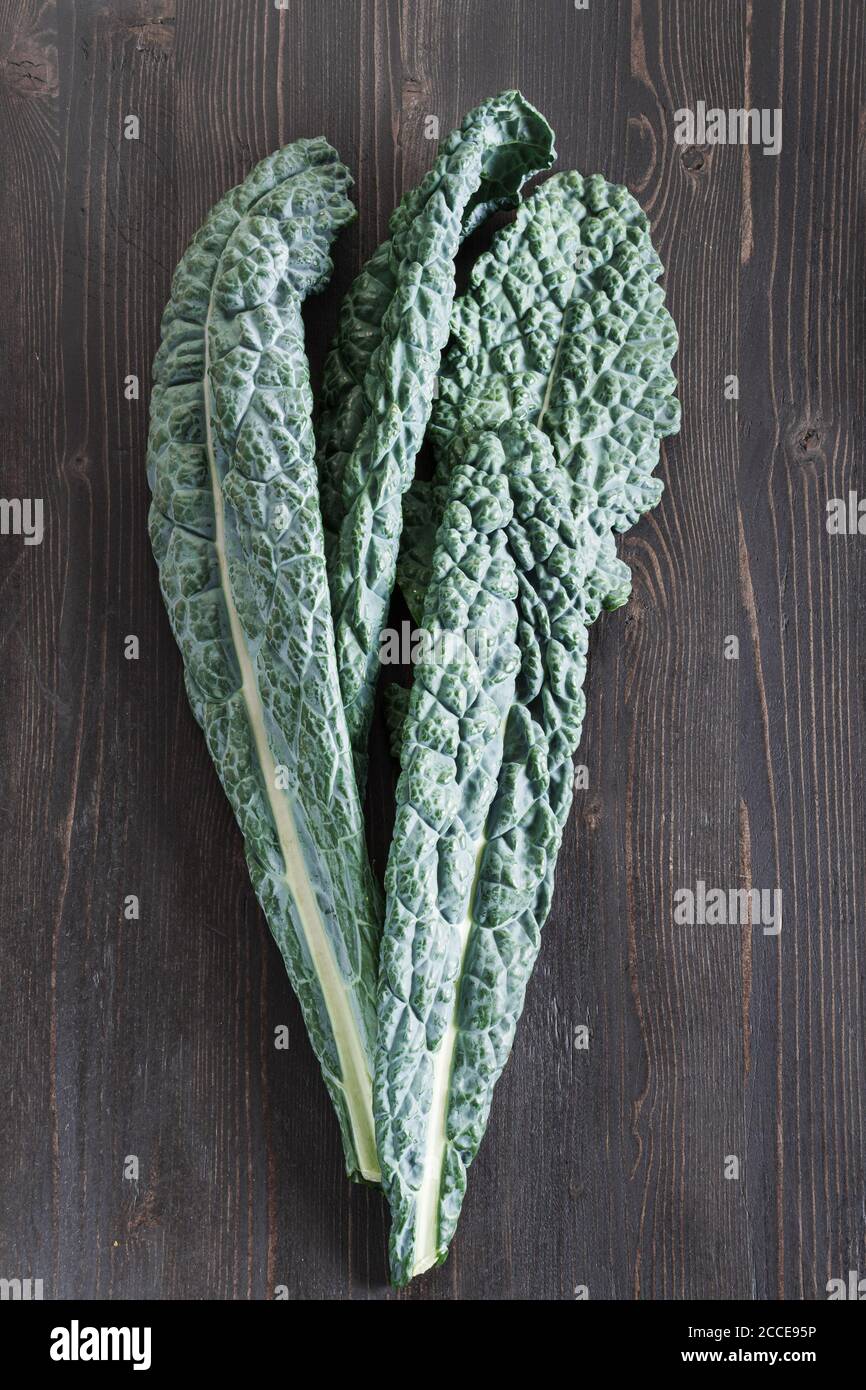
0,0,863,1300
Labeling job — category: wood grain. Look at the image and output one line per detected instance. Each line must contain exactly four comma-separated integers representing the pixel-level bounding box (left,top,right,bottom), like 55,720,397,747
0,0,863,1300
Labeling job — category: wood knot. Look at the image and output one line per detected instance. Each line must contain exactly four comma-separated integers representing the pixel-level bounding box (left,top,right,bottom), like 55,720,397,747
66,454,92,480
1,30,59,98
681,144,709,174
109,0,176,52
787,416,826,471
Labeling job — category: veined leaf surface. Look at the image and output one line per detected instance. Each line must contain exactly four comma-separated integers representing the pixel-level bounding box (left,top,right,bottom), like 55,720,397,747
316,91,555,790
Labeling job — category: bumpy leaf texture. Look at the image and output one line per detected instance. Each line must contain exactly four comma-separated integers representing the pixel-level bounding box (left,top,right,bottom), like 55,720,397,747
146,139,382,1182
315,91,555,791
377,172,681,1281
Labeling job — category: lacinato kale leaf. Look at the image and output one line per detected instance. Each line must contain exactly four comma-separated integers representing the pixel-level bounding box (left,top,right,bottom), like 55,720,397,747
377,172,680,1281
315,91,555,791
147,139,382,1183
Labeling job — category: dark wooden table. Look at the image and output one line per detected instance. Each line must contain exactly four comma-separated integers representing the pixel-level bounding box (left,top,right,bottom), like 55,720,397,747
1,0,864,1301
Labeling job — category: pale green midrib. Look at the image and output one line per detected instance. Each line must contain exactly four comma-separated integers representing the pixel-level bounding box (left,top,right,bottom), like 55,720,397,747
203,293,380,1183
411,690,513,1275
411,822,489,1277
